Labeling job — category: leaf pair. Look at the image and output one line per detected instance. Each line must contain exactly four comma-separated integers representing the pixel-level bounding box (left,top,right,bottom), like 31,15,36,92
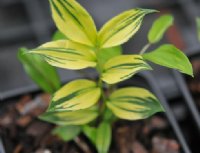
40,79,163,125
28,0,157,85
30,40,152,84
50,0,156,48
141,14,193,77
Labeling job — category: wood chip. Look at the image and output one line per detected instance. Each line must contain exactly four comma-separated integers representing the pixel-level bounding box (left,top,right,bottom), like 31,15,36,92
35,149,52,153
13,144,23,153
132,141,148,153
16,115,32,127
16,95,32,114
26,121,50,137
152,136,180,153
16,94,50,116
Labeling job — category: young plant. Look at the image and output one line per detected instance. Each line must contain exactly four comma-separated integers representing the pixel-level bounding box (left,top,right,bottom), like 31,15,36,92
19,0,193,153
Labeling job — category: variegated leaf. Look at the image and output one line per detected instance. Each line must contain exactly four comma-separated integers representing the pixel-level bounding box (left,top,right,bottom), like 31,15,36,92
98,8,157,48
48,79,101,111
39,108,98,125
106,87,164,120
102,55,152,84
49,0,97,46
29,40,97,70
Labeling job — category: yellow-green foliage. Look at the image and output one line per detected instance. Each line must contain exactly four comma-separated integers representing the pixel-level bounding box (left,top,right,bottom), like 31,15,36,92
18,1,193,153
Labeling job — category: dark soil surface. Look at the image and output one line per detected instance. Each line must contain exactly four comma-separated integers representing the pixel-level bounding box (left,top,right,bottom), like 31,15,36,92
0,93,180,153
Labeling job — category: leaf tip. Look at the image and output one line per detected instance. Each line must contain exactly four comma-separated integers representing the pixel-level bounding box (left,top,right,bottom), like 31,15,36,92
140,8,159,14
147,64,153,71
160,105,165,112
143,62,153,71
18,47,28,55
187,71,194,78
183,62,193,77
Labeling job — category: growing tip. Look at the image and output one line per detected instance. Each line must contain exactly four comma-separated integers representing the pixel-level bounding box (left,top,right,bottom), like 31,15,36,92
139,8,159,14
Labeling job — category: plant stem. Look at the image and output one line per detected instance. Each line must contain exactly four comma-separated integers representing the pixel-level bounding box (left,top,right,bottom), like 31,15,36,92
95,47,107,114
98,78,106,114
139,43,151,55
